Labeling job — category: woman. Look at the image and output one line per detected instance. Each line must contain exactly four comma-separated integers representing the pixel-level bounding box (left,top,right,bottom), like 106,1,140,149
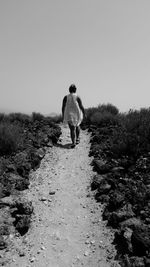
62,84,85,148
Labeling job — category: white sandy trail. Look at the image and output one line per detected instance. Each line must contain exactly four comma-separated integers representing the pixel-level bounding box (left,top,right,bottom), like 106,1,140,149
7,125,119,267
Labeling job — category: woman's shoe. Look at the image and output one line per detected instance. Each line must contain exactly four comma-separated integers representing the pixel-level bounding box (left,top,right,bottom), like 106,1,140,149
76,139,80,144
70,143,76,148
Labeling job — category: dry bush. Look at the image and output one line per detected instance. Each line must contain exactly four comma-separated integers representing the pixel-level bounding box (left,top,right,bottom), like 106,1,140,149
97,103,119,115
0,122,23,156
0,113,5,122
85,103,119,125
90,111,119,126
100,108,150,158
32,112,44,122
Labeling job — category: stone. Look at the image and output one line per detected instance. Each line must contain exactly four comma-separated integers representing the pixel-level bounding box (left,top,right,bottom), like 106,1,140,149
84,251,89,256
0,236,7,250
114,227,133,254
120,218,142,230
111,166,125,174
97,180,111,195
40,197,47,201
108,191,125,211
19,251,25,257
129,256,145,267
15,200,33,215
108,204,135,228
91,174,105,190
30,257,35,262
131,225,150,256
0,196,14,207
15,214,31,235
49,191,56,195
92,159,112,174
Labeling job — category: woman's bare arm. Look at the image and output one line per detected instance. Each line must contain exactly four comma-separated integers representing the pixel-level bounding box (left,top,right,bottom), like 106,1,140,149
62,96,67,119
77,97,85,117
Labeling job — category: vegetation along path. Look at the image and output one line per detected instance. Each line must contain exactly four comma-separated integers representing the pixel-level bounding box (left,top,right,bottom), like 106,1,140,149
7,125,119,267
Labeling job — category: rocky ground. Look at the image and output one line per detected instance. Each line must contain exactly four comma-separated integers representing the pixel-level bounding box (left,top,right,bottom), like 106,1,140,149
88,125,150,267
0,118,61,265
0,125,119,267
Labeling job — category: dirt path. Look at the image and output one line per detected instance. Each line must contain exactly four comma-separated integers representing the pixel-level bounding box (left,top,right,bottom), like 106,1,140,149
6,125,119,267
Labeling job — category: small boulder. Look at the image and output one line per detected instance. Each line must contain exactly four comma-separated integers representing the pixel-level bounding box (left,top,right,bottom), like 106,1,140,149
131,225,150,256
108,204,135,228
15,214,31,235
91,175,105,190
0,236,7,250
15,200,33,215
92,159,112,174
120,217,142,230
97,180,111,195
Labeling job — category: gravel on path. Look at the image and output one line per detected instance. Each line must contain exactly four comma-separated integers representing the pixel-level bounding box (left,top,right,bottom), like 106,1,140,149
5,125,119,267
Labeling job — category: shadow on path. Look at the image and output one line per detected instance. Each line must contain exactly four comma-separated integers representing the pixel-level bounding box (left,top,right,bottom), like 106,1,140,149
55,143,73,149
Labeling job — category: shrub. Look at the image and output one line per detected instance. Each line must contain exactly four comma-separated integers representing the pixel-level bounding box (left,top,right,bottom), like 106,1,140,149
90,111,120,126
45,115,62,124
0,122,23,156
101,108,150,158
97,103,119,115
8,113,31,123
85,103,119,125
32,112,44,122
0,113,5,122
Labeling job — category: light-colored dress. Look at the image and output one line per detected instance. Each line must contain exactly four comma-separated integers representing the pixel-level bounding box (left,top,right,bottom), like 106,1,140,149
63,93,83,126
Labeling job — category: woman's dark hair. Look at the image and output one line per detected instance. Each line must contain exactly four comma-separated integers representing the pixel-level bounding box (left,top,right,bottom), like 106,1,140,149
69,84,77,93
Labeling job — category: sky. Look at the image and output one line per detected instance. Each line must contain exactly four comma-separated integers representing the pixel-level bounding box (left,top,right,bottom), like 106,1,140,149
0,0,150,115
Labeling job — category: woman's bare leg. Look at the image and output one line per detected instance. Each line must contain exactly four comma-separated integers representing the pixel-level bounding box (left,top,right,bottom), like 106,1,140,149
76,125,80,142
68,123,76,145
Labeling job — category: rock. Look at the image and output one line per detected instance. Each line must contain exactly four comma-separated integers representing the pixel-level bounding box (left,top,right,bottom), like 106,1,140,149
15,200,33,215
84,251,89,256
6,164,16,172
19,251,25,257
91,174,106,190
131,225,150,256
15,214,31,235
110,262,121,267
40,197,47,201
36,148,45,159
108,204,135,228
0,236,7,250
120,218,142,230
95,193,110,203
49,191,56,195
16,178,30,191
92,159,112,174
108,191,125,211
114,228,133,254
128,256,145,267
0,224,10,236
0,181,12,198
13,152,31,178
97,180,111,195
144,257,150,267
30,257,35,262
111,166,125,174
47,140,53,147
0,196,14,207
